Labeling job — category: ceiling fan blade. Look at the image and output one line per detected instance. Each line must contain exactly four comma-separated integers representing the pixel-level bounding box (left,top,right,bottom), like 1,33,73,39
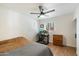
39,6,42,12
30,13,40,14
39,6,44,12
44,9,55,14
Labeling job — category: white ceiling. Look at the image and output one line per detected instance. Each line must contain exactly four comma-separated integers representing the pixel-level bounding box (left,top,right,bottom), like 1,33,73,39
0,3,79,19
41,3,79,19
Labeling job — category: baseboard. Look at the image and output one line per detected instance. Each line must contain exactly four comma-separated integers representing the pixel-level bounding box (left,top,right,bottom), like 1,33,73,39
63,45,76,48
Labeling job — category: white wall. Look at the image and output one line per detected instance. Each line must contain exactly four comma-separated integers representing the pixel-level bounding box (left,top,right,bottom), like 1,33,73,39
18,13,38,41
38,13,76,47
0,5,38,41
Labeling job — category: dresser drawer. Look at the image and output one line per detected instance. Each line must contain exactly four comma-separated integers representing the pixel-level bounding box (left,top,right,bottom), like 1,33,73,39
53,35,63,46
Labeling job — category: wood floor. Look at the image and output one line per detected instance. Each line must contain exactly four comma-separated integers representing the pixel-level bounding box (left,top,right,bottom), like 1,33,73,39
48,43,76,56
0,37,77,56
0,37,32,53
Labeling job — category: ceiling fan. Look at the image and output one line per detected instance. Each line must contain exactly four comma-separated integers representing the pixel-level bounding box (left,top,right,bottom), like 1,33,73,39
30,6,55,18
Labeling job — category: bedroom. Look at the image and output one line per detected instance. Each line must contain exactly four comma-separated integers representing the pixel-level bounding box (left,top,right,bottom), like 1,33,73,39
0,3,78,56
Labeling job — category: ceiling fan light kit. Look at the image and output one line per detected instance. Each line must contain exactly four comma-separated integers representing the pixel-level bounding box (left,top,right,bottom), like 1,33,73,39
30,5,55,18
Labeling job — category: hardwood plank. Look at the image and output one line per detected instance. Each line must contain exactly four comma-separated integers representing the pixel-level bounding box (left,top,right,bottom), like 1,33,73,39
48,43,76,56
0,37,32,53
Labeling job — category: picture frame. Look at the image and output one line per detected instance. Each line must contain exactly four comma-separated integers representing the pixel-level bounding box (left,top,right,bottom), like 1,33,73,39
40,24,44,28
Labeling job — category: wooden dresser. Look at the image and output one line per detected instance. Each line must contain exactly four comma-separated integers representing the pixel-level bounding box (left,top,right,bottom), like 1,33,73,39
53,35,63,46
